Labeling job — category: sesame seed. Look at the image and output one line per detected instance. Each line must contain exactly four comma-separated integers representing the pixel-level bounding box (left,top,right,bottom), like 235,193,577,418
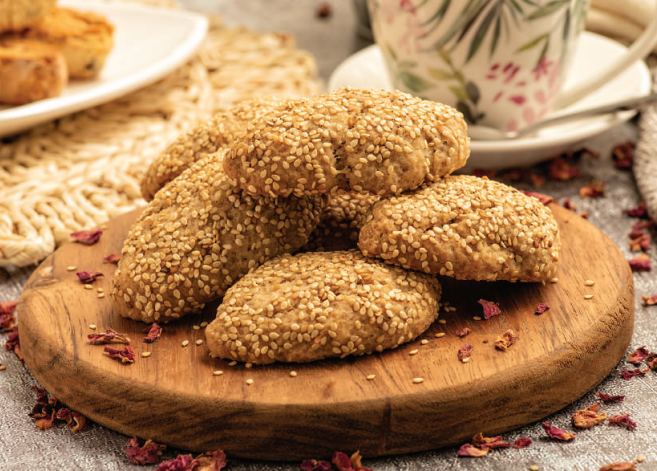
637,455,644,463
584,295,594,300
97,293,105,298
246,379,254,385
67,266,77,271
196,339,203,346
462,357,470,363
529,466,539,471
585,280,595,286
89,324,97,330
366,374,376,380
182,340,189,347
290,371,298,377
0,366,6,371
550,278,559,283
97,288,104,293
413,377,424,383
421,339,429,345
438,319,447,325
228,361,237,366
409,349,419,355
142,352,152,358
212,370,223,376
84,284,93,290
193,325,200,330
435,333,446,338
473,316,482,321
200,322,208,328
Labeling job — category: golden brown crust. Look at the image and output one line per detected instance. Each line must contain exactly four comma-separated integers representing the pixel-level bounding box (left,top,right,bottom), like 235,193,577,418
24,7,114,79
0,0,56,32
358,175,561,282
223,87,470,198
0,37,67,105
205,250,442,364
140,98,283,201
111,151,327,323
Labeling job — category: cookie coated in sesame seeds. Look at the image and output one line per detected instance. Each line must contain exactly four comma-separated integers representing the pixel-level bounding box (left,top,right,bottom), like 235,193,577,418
140,97,282,201
205,250,442,364
223,87,470,198
301,193,379,252
112,150,327,323
358,175,561,282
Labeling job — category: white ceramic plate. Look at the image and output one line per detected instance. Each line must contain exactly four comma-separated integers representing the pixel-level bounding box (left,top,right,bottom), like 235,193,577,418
0,0,208,138
328,32,652,170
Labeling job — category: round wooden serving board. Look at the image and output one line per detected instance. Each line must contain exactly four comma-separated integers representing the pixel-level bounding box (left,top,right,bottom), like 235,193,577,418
18,204,634,460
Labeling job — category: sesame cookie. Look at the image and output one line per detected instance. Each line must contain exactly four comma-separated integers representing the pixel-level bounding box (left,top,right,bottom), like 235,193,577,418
0,0,56,32
112,150,327,323
0,37,67,105
205,250,442,364
223,87,470,198
358,175,561,282
24,7,114,79
141,98,282,201
301,193,378,252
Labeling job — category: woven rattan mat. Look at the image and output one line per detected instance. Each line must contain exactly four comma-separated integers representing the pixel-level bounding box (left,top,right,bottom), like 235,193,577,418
0,1,320,268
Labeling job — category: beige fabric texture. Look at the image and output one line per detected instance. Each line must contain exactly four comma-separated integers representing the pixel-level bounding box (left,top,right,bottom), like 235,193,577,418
0,2,320,268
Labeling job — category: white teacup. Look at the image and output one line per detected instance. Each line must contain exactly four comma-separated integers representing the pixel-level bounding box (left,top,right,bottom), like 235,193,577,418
367,0,657,132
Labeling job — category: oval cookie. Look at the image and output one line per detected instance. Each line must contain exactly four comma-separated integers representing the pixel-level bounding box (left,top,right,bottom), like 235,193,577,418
205,250,442,364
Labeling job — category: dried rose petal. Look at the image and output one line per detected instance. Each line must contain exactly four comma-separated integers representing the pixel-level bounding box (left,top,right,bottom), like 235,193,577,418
472,433,510,450
301,459,332,471
54,408,86,433
629,232,650,252
628,254,651,272
154,454,195,471
457,443,488,457
612,141,635,170
530,174,545,188
103,253,121,264
579,181,605,198
194,450,227,470
535,302,550,315
608,413,637,430
455,328,471,338
70,229,103,245
472,169,497,179
478,299,501,319
572,403,607,429
624,202,647,218
562,198,576,210
620,368,648,380
125,436,163,465
332,451,354,471
458,344,473,362
600,462,637,471
520,190,554,206
641,294,657,305
316,2,332,18
645,353,657,370
4,327,22,361
494,329,517,351
349,451,373,471
104,346,135,363
0,300,18,331
88,328,130,345
628,346,651,365
76,271,104,284
595,392,625,403
513,437,532,449
548,157,582,181
143,323,162,343
542,421,576,441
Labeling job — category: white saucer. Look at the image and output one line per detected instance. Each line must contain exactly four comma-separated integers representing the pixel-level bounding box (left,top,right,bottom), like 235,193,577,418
328,32,652,170
0,1,208,138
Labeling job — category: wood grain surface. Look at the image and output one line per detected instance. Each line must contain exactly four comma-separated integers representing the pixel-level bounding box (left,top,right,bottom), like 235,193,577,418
17,203,634,460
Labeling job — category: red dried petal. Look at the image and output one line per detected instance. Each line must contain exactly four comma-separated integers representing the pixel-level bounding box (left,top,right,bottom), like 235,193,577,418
542,421,576,441
548,157,582,181
0,301,17,331
458,344,473,362
103,253,121,264
513,437,532,449
194,450,227,471
4,327,22,361
600,462,637,471
624,202,647,218
629,232,651,252
455,327,471,338
628,254,651,272
332,451,354,471
126,437,163,465
612,141,635,170
34,411,57,430
620,368,648,380
628,346,651,365
579,181,605,198
534,302,550,315
641,294,657,305
562,198,576,210
316,2,332,18
457,443,488,457
645,353,657,370
301,459,332,471
530,174,545,188
520,190,554,205
472,169,497,179
472,433,510,450
154,454,195,471
68,412,86,433
494,329,517,351
572,403,607,429
143,323,162,343
349,451,372,471
608,413,637,430
70,229,103,245
478,299,501,319
88,328,131,345
76,271,104,284
104,346,135,363
595,392,625,403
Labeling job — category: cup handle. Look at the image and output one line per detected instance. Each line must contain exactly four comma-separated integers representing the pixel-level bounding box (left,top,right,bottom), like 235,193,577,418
553,4,657,110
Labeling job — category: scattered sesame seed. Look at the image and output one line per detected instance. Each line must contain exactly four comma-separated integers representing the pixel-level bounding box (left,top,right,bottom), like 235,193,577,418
196,339,203,346
193,325,200,330
473,316,482,321
200,322,208,328
142,352,152,358
97,288,104,293
585,280,595,286
462,357,470,363
67,266,76,271
89,324,97,330
529,466,539,471
366,374,376,380
246,379,254,386
84,284,93,290
584,294,594,300
182,340,189,347
97,293,105,298
637,455,644,463
438,319,447,325
413,377,424,384
290,371,298,377
446,307,457,312
421,339,429,345
245,362,253,368
228,361,237,366
409,349,419,355
100,224,108,230
435,333,446,338
212,370,223,376
0,366,6,371
550,278,558,283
